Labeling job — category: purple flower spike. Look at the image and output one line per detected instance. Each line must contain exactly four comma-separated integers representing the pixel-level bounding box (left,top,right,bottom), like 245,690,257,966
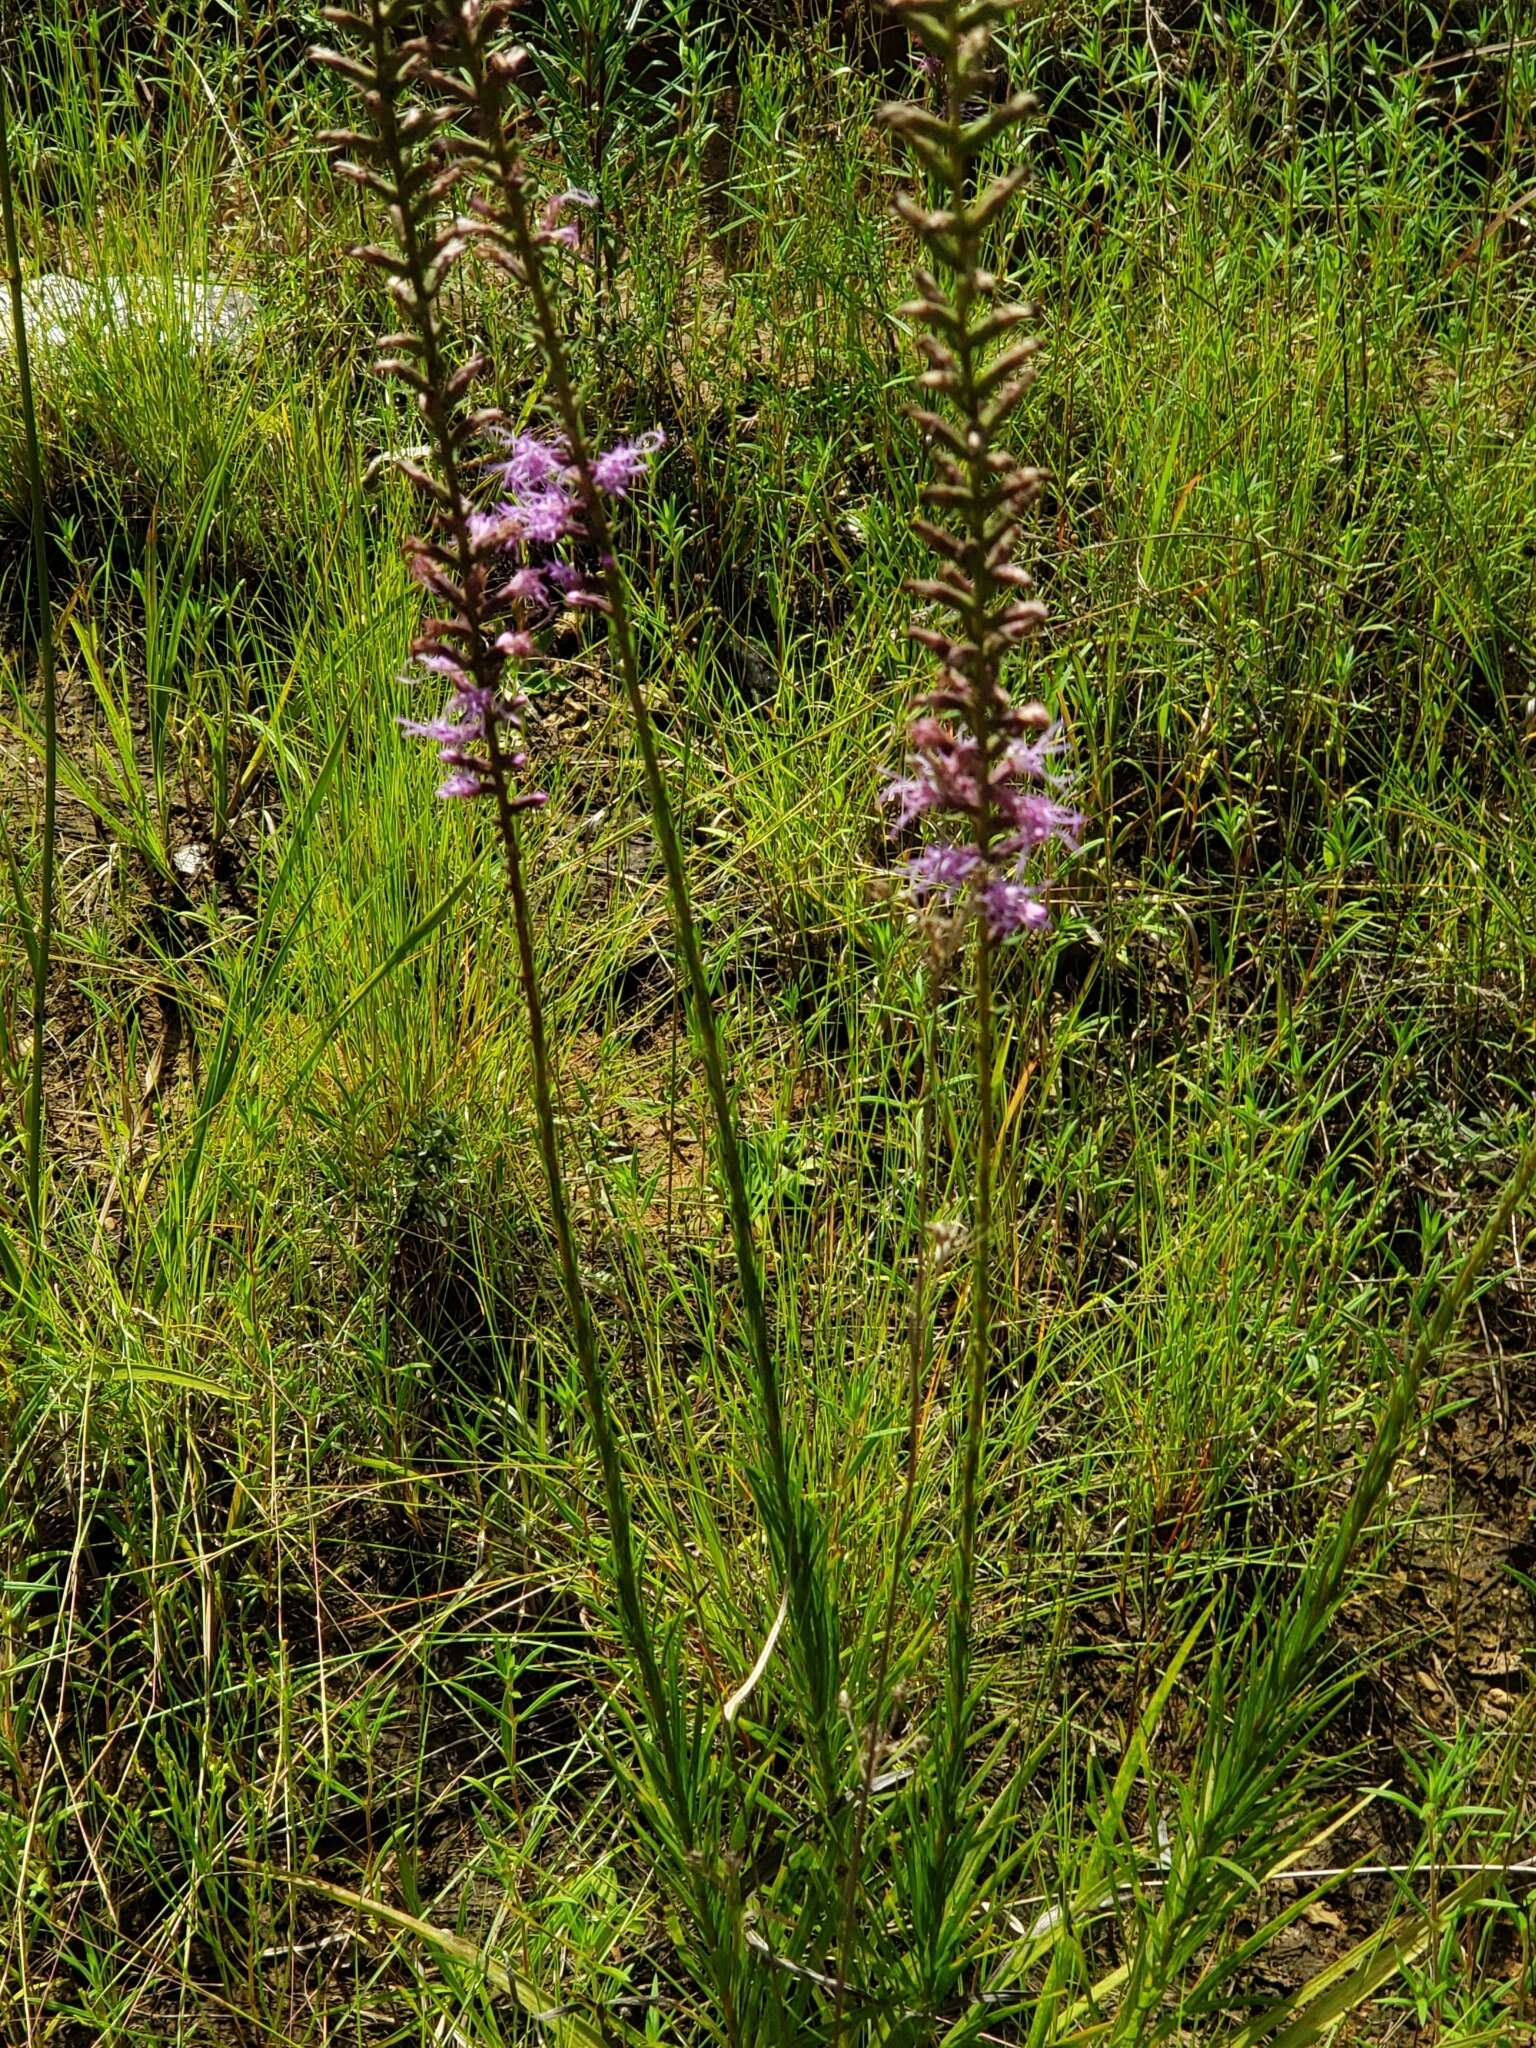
396,416,663,806
877,9,1086,946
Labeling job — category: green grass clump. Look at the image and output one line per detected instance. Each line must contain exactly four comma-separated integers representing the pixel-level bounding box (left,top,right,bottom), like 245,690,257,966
3,2,1536,2043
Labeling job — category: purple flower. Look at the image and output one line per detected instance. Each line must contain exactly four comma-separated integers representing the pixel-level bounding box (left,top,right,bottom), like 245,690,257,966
881,774,939,830
500,565,550,607
591,429,666,497
536,188,596,248
398,713,471,744
980,876,1050,939
906,843,980,902
467,506,521,551
491,433,569,494
399,679,548,807
518,488,582,544
438,767,491,800
1000,729,1067,782
992,785,1083,851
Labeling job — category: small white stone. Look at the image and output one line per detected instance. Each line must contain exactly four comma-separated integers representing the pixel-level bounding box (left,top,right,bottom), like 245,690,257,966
0,274,260,358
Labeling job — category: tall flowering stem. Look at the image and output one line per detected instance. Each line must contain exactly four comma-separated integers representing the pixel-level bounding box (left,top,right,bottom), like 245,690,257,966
881,0,1081,1946
449,1,843,1805
312,0,689,1832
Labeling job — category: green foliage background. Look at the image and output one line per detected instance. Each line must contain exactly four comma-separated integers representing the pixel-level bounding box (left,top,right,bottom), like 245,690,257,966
2,3,1535,2040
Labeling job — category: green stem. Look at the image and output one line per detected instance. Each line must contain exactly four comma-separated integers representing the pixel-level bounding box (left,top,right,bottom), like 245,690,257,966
831,989,938,2045
951,921,992,1726
0,77,56,1243
929,11,1005,1911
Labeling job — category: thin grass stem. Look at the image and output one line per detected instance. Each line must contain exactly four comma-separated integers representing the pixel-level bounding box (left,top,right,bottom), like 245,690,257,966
0,78,57,1244
831,986,938,2044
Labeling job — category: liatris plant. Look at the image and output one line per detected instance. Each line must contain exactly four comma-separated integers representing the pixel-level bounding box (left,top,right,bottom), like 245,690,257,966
312,0,697,1867
877,0,1080,1999
312,7,821,2036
